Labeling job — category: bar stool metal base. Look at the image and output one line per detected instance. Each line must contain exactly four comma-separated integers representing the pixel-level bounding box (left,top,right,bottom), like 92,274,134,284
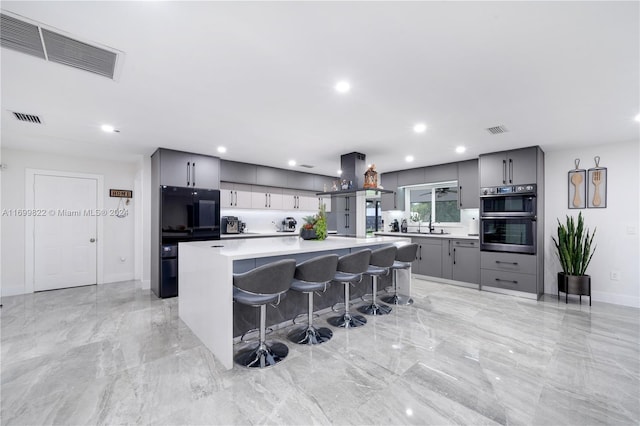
234,341,289,368
381,293,414,305
358,303,392,315
287,325,333,345
327,312,367,328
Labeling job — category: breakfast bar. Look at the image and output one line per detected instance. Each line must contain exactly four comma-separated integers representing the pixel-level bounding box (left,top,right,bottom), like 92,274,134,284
178,235,411,369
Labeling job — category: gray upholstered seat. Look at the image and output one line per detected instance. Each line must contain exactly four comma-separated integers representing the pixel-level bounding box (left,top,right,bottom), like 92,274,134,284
287,254,339,345
327,249,371,328
233,259,296,368
383,243,418,305
359,245,397,316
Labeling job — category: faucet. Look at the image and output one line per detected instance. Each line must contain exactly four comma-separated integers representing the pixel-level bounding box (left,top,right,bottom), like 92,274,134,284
428,220,435,233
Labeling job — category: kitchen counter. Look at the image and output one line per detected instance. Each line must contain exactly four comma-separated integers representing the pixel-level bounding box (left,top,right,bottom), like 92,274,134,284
178,235,411,369
375,231,479,240
220,231,294,239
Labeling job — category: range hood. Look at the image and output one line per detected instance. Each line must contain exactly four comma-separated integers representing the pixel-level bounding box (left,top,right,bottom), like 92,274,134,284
317,152,393,195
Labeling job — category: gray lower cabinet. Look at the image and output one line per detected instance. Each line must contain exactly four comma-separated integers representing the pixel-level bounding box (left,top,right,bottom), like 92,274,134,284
480,251,538,294
441,239,480,284
457,159,479,209
412,237,442,277
333,195,356,235
155,148,220,189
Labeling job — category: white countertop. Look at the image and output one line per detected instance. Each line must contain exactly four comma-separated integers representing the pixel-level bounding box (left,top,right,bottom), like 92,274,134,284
375,231,479,240
181,235,411,260
220,231,292,239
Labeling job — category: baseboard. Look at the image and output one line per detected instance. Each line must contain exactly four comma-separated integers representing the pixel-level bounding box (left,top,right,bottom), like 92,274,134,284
140,279,150,290
103,272,135,284
1,284,27,297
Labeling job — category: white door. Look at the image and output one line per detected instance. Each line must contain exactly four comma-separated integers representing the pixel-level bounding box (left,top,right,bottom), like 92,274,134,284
34,175,98,291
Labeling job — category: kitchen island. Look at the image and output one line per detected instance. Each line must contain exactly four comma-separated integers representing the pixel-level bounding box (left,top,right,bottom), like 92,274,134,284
178,235,411,369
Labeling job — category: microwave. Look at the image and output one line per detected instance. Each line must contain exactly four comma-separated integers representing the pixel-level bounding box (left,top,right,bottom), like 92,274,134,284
480,184,536,217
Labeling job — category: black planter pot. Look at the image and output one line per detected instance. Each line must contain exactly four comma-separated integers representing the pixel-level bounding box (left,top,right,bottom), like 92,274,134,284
557,272,591,305
300,229,317,240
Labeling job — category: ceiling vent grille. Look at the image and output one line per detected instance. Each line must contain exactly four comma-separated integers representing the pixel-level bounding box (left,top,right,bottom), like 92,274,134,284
0,13,119,79
299,164,314,169
12,112,42,124
0,13,45,59
486,125,508,135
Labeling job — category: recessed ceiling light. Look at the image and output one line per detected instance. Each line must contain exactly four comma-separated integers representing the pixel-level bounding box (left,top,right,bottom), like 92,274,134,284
455,146,466,154
334,80,351,94
288,160,296,166
405,155,414,162
635,113,640,122
413,123,427,133
337,169,343,175
101,124,118,133
217,146,227,153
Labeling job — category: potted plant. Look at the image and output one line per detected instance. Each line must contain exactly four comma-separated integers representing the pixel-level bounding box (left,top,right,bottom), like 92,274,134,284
299,203,328,240
552,212,596,304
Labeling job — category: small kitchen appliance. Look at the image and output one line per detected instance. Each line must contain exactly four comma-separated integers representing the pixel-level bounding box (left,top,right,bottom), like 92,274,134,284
390,219,400,232
221,216,240,234
282,217,297,232
400,219,408,233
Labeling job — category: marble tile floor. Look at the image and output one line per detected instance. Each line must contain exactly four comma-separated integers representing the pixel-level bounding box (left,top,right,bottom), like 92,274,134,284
1,278,639,425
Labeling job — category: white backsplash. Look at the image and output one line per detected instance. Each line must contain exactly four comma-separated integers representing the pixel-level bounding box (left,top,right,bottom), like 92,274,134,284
381,208,479,236
221,208,318,233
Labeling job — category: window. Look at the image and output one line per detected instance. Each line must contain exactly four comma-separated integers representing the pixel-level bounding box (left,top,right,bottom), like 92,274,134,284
409,183,460,224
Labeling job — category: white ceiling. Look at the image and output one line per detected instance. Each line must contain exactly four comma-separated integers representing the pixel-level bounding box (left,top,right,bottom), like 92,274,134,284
1,1,638,176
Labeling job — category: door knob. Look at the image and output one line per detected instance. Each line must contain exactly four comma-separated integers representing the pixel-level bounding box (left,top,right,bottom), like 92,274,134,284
90,238,96,243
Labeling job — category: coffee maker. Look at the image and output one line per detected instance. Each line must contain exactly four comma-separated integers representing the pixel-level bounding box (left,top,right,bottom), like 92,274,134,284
390,219,400,232
281,217,297,232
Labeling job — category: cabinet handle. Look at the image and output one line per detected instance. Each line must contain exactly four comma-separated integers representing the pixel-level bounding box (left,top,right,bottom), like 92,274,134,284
229,191,233,206
192,162,196,187
453,248,456,265
459,185,463,208
187,162,191,187
297,195,300,209
269,193,271,207
233,191,237,206
509,158,514,183
448,240,451,256
265,193,268,208
502,160,506,184
419,245,423,260
495,278,518,284
495,261,518,265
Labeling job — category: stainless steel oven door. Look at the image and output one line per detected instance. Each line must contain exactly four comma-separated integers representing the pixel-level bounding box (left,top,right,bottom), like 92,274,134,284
480,216,536,254
480,194,536,217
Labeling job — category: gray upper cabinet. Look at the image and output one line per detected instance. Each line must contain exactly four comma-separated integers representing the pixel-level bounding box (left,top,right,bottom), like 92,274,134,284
256,166,289,187
480,146,538,187
287,171,315,191
314,175,337,193
220,161,257,185
424,163,457,183
380,172,405,211
397,167,425,187
457,159,479,209
156,148,220,189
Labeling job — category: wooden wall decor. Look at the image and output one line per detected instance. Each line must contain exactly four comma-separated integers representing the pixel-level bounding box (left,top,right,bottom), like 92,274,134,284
568,158,586,209
587,156,607,208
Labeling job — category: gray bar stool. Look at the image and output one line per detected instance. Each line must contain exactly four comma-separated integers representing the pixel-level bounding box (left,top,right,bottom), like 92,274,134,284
287,254,339,345
358,245,397,316
233,259,296,368
382,243,418,305
327,249,372,328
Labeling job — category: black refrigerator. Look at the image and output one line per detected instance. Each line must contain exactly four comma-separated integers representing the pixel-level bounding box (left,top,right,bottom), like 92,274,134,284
153,186,220,298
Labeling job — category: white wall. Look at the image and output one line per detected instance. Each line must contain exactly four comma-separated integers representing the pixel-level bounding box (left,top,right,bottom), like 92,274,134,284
543,140,640,307
1,148,139,296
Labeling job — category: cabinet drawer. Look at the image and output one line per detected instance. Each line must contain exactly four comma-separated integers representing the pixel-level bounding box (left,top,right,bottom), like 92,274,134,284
481,269,537,293
480,252,537,274
452,239,478,249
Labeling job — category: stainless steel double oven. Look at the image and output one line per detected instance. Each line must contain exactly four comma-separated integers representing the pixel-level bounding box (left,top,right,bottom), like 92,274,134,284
480,184,537,254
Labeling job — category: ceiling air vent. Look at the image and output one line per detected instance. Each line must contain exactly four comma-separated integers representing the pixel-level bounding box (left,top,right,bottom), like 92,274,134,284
0,13,45,59
41,29,117,79
0,12,120,80
299,164,314,169
12,112,42,124
486,125,508,135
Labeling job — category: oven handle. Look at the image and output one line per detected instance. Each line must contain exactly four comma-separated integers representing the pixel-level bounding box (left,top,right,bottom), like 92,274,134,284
480,215,537,220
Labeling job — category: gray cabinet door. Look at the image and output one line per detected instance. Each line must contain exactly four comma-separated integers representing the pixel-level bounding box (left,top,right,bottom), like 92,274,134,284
441,239,453,279
159,149,192,187
191,154,220,189
287,171,315,191
397,168,425,187
380,172,402,211
412,237,442,277
256,167,289,187
507,147,537,185
452,242,480,284
479,152,507,187
220,161,257,185
314,175,337,193
457,159,479,208
424,163,457,183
